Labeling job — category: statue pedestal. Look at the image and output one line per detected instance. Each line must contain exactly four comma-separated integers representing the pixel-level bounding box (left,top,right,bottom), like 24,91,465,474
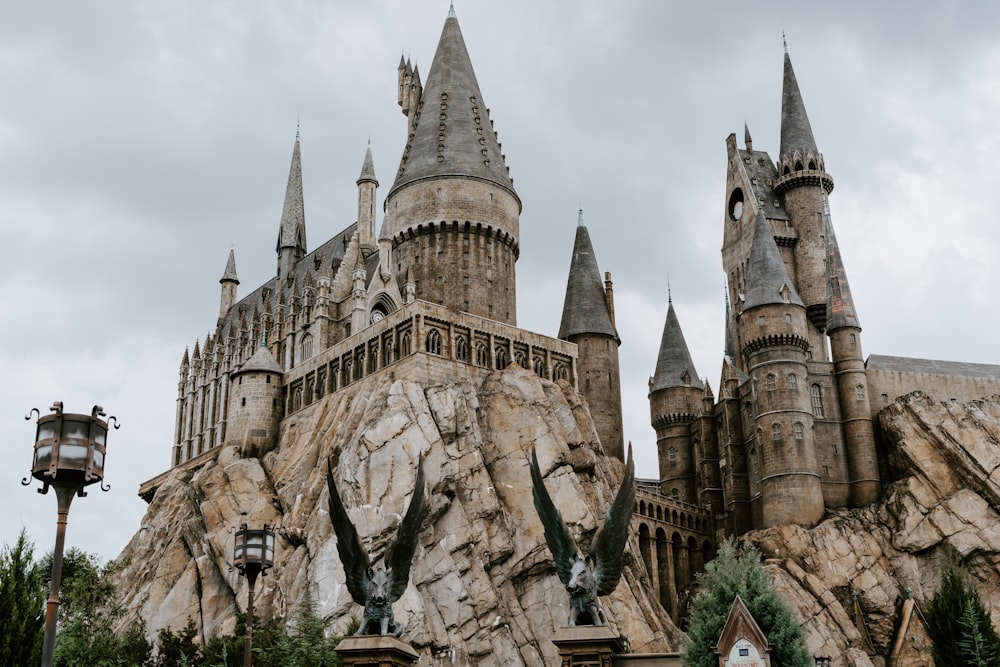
551,626,626,667
336,635,420,667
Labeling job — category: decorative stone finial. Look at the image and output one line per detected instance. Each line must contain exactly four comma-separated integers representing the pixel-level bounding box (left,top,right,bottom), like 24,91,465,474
448,0,455,18
783,31,788,54
577,208,584,227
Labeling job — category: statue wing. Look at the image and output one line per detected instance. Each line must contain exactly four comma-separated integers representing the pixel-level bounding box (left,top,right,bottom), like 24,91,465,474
591,443,636,597
384,457,426,603
530,447,581,586
326,461,371,606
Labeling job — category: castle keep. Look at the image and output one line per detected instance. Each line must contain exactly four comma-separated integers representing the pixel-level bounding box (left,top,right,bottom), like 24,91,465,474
141,8,1000,627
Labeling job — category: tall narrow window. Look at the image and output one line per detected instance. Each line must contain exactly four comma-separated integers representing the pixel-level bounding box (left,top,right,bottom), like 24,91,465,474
766,373,776,391
771,423,782,442
425,328,442,355
811,384,824,418
793,422,804,440
855,384,866,401
787,373,798,390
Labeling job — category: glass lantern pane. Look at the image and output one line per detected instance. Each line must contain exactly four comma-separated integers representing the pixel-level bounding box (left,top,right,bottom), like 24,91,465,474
37,423,58,441
247,546,263,560
34,444,53,467
60,444,89,465
62,420,89,442
92,450,105,470
93,427,107,446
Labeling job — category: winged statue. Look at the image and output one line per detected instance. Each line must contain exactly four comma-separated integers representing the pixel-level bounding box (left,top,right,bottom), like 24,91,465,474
326,457,426,636
530,444,635,626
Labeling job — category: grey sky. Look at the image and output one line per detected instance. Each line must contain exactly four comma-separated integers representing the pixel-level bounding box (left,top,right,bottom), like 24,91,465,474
2,1,998,562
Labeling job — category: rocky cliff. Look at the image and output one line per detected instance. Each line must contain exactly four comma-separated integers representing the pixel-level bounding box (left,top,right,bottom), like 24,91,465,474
745,391,1000,666
113,361,681,665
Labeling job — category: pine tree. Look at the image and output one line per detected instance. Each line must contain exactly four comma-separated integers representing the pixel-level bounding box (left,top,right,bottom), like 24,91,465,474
682,537,811,667
0,529,46,666
926,551,1000,667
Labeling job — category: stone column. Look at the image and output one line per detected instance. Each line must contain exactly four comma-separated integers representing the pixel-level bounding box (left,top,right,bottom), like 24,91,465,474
550,626,625,667
336,636,419,667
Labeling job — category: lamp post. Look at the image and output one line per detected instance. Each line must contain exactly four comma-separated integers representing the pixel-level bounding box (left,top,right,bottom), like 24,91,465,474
233,521,275,667
22,402,117,667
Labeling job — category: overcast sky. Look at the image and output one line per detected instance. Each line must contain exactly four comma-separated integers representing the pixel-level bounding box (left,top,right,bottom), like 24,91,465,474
2,1,999,563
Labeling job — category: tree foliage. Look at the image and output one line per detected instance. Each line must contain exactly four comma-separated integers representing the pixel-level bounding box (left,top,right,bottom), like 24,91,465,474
926,550,1000,667
682,537,811,667
0,528,45,666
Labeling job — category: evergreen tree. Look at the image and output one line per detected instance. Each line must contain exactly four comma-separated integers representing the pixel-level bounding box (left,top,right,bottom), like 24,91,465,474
0,529,45,666
926,551,1000,667
682,537,811,667
260,591,342,667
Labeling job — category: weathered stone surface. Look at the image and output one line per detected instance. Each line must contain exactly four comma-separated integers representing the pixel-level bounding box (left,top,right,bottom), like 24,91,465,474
745,392,1000,665
113,363,680,664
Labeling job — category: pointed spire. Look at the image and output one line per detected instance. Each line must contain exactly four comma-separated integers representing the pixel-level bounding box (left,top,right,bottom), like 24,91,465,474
277,131,307,260
448,0,456,18
558,214,617,340
743,210,803,310
779,45,819,161
650,299,703,391
577,208,585,227
824,194,861,331
238,342,284,375
220,249,239,284
388,9,515,198
357,144,378,185
744,122,753,151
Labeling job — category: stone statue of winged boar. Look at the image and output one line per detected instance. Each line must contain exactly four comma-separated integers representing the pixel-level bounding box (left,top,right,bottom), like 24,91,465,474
326,457,425,636
530,445,635,626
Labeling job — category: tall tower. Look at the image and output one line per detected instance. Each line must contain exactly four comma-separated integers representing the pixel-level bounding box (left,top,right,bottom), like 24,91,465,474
738,211,823,528
558,210,624,461
219,249,239,319
648,295,703,503
225,342,283,459
823,196,880,506
277,131,306,283
774,46,834,330
357,144,379,257
384,7,520,324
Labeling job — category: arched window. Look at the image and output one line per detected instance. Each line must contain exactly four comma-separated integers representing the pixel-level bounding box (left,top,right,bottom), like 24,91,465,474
475,342,489,367
532,356,545,378
514,352,527,368
494,346,508,368
855,384,866,401
299,334,312,363
455,336,469,362
793,422,804,440
811,384,824,418
671,488,679,500
788,373,798,390
343,359,353,384
293,386,303,411
771,423,782,442
370,346,380,372
384,339,393,365
766,373,776,391
553,363,568,381
425,328,442,355
355,353,364,380
400,332,412,357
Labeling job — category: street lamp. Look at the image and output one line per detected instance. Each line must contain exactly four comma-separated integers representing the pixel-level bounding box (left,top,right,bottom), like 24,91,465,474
233,520,275,667
22,402,118,667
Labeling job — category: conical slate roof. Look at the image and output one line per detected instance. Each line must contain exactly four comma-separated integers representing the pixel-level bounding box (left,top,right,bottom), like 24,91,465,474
276,137,306,253
650,299,703,392
743,210,803,310
388,10,515,198
558,212,616,340
779,51,818,160
357,144,378,185
236,343,283,375
220,249,239,284
824,196,860,331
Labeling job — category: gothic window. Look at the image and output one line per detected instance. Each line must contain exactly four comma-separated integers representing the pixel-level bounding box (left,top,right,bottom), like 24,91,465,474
855,384,866,401
355,353,364,380
494,346,508,368
532,356,545,378
553,363,568,382
514,352,527,368
668,447,677,467
299,333,313,364
343,358,353,384
758,315,765,326
370,346,380,372
681,370,691,386
766,373,776,391
671,488,679,500
743,401,753,422
455,336,469,362
811,384,824,418
425,328,442,355
475,342,489,367
788,373,798,390
293,386,303,412
793,422,804,440
400,332,412,356
850,333,857,345
771,423,782,442
384,340,393,365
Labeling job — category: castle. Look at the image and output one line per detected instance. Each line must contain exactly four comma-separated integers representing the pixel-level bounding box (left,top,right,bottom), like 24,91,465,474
139,7,1000,625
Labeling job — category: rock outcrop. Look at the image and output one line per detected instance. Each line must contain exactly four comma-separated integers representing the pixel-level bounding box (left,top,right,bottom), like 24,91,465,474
745,391,1000,665
113,362,680,665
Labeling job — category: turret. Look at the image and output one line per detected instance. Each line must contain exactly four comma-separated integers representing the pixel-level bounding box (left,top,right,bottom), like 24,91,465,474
357,143,379,257
648,295,703,503
384,7,520,324
398,57,423,135
226,341,283,459
738,211,823,528
219,249,239,319
277,130,306,283
773,44,834,329
823,195,880,507
557,210,624,461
